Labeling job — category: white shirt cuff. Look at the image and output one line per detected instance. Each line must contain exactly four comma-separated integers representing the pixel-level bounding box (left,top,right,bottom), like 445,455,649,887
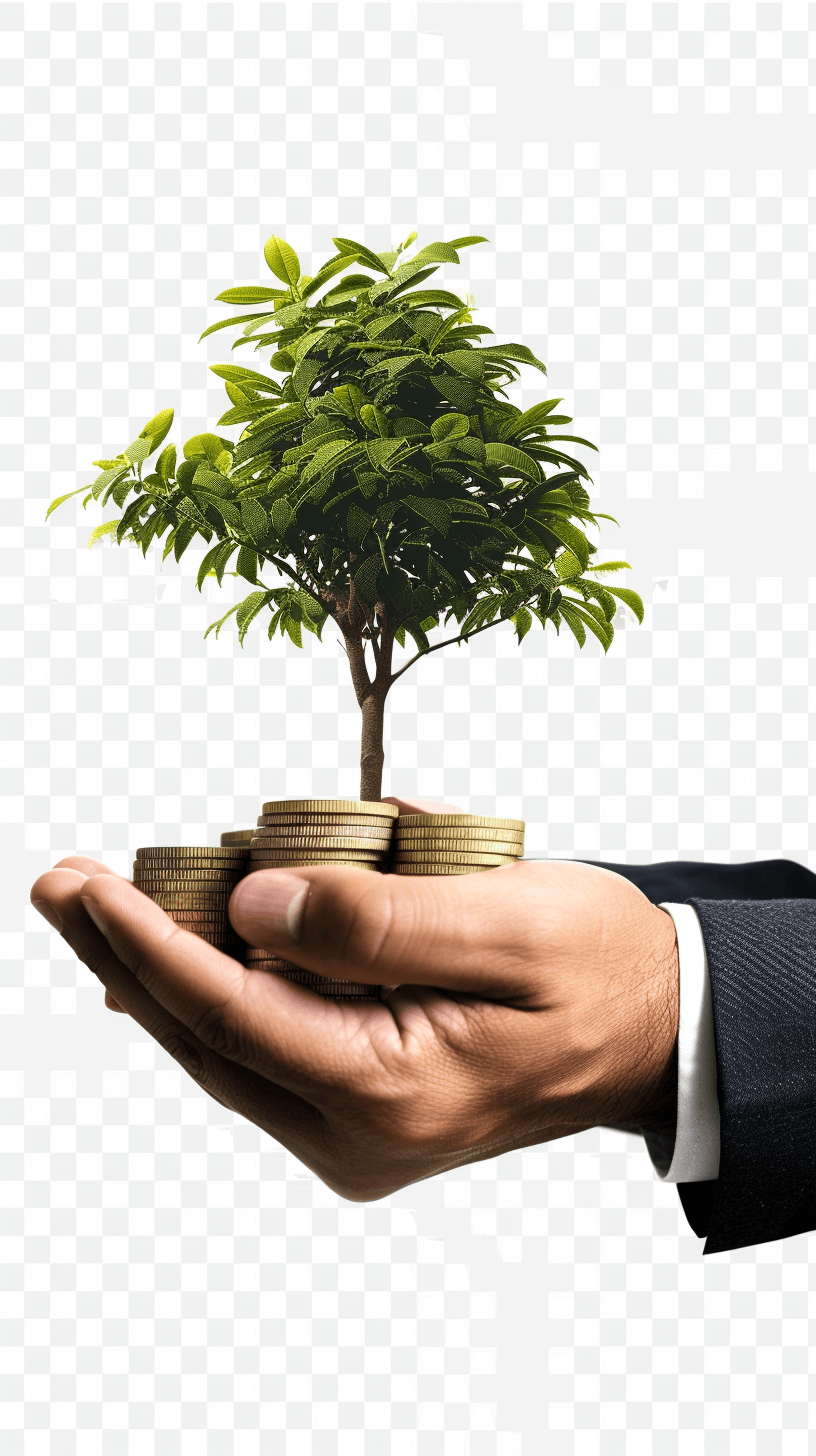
652,903,721,1183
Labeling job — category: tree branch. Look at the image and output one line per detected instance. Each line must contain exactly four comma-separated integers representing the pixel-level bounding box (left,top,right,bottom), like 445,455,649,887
257,551,332,618
389,617,506,686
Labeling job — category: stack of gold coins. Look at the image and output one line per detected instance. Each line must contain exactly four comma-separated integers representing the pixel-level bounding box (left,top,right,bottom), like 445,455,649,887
249,799,398,874
390,814,525,874
132,846,249,955
244,799,399,1000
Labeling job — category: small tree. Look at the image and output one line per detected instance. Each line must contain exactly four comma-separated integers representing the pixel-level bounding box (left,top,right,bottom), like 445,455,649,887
50,232,643,801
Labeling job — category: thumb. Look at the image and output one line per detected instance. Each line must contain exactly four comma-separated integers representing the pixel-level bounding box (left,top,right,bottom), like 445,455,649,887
228,862,537,995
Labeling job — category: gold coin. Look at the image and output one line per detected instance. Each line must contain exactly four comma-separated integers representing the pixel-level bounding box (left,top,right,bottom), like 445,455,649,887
136,846,249,860
257,812,397,829
134,856,247,869
135,850,249,861
166,918,232,930
394,825,523,843
147,892,234,909
178,930,241,947
249,853,383,865
393,850,519,866
392,839,523,856
261,799,399,817
253,823,392,839
251,836,391,852
163,902,231,914
221,830,256,845
248,858,381,871
250,841,385,854
390,864,492,875
396,814,524,830
133,870,244,884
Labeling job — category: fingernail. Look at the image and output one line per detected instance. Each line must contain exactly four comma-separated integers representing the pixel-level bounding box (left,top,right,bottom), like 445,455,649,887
80,897,108,938
32,899,62,933
230,871,309,946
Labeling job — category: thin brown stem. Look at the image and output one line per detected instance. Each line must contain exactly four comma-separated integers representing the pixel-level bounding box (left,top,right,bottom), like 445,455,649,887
389,617,500,687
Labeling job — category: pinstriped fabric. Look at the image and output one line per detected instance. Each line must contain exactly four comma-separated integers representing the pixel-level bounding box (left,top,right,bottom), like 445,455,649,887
690,899,816,1256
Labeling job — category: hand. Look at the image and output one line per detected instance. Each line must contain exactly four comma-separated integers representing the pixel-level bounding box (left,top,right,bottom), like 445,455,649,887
30,851,679,1200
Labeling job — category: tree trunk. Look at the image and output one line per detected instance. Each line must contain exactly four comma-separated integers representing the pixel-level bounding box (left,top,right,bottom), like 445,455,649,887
341,612,394,803
360,692,386,802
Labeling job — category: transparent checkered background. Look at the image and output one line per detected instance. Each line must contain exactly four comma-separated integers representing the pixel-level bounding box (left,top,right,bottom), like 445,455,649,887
3,1,816,1449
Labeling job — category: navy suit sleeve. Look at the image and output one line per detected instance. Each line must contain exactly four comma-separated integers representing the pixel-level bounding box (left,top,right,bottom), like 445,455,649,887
583,858,816,1254
684,898,816,1255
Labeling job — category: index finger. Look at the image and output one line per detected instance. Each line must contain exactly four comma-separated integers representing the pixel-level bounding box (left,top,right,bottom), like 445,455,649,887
33,867,394,1099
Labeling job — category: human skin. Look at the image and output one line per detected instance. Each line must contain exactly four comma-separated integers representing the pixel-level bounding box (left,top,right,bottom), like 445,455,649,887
30,842,679,1201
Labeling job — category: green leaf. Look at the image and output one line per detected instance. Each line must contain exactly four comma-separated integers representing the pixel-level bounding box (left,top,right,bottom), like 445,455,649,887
156,444,177,482
124,438,151,464
604,585,645,623
543,518,590,572
438,348,484,380
409,242,461,265
214,286,287,304
271,500,293,535
236,590,272,635
430,412,469,443
197,540,237,590
283,611,303,648
446,235,489,250
401,618,430,654
368,261,439,302
173,519,198,561
498,399,564,441
460,595,502,637
45,484,89,519
513,606,532,643
239,497,269,544
480,343,548,376
263,235,301,287
365,438,402,469
555,549,581,581
347,503,373,547
236,545,259,583
139,407,174,452
292,357,322,402
483,442,541,482
87,520,120,548
403,289,469,310
269,349,296,372
198,311,273,343
184,433,227,465
353,553,382,605
559,600,586,648
301,438,359,486
586,560,632,574
561,599,614,652
210,364,280,392
300,252,363,299
405,496,451,537
332,236,392,276
360,404,391,438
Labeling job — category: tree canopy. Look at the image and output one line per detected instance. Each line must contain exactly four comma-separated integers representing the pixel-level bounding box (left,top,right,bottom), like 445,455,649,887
49,231,643,796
